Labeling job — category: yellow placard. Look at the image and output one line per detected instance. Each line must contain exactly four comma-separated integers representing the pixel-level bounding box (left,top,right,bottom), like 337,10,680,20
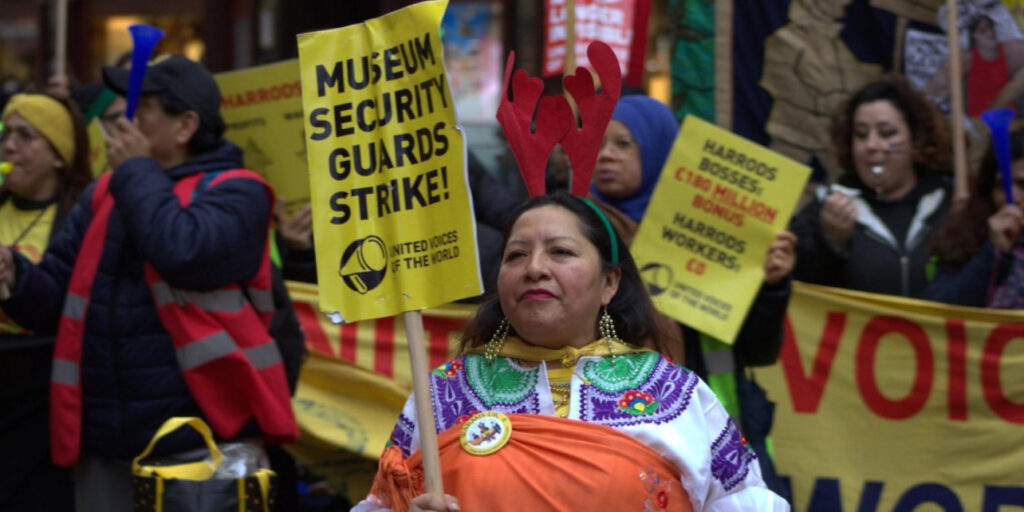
756,282,1024,511
631,115,810,343
214,59,309,212
296,0,482,322
86,119,108,177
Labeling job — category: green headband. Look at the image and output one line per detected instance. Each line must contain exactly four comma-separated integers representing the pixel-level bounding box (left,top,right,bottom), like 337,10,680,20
580,197,620,264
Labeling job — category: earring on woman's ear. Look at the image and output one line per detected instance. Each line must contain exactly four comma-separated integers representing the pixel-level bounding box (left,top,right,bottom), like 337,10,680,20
485,317,510,363
599,306,620,364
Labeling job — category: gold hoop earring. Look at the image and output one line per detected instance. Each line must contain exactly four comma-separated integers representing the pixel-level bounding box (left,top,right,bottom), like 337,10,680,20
485,317,510,363
599,306,620,364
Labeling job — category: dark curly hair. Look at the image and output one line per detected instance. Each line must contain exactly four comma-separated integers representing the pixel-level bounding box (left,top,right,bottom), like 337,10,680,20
832,74,952,179
932,128,1024,263
460,191,670,354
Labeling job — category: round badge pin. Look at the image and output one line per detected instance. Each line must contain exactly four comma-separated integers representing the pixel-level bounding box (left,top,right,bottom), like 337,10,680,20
459,411,513,456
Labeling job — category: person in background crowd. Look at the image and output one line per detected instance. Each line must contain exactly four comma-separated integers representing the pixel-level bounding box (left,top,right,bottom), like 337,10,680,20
275,198,317,283
790,74,953,298
0,55,303,512
0,88,90,512
927,128,1024,307
545,143,571,193
354,192,789,512
588,94,794,498
925,14,1024,117
469,149,523,295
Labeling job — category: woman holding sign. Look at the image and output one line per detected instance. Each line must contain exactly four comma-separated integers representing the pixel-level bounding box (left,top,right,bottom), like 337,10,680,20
791,75,953,298
927,128,1024,307
589,94,795,496
355,192,788,512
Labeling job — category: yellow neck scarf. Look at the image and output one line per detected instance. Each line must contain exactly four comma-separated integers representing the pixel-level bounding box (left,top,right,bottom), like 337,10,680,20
468,336,651,368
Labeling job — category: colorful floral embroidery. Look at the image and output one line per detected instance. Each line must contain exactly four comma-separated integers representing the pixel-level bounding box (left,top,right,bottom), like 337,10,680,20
618,390,659,415
464,354,539,406
432,360,463,379
639,465,673,511
388,413,416,456
579,353,697,427
427,355,542,433
710,419,756,491
584,351,660,393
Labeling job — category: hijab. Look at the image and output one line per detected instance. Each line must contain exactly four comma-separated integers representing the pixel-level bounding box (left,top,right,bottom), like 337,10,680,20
589,95,679,223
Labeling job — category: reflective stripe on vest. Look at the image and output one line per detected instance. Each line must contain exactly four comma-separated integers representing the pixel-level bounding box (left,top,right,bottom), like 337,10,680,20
51,359,78,386
175,332,282,371
699,333,740,420
62,293,87,320
151,281,274,315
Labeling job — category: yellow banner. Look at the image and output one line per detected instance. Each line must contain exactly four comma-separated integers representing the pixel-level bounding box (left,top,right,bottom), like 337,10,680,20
631,115,810,343
287,351,407,500
296,0,482,321
755,282,1024,511
214,59,309,213
283,281,1024,507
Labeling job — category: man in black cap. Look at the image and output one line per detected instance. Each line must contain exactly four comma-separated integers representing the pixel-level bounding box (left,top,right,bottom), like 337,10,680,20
102,54,226,170
0,55,302,511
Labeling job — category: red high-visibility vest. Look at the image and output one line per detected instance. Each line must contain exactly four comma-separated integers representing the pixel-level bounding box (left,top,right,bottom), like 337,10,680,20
50,169,298,467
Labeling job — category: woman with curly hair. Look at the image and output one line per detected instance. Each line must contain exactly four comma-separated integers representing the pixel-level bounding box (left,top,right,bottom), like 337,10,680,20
790,74,954,297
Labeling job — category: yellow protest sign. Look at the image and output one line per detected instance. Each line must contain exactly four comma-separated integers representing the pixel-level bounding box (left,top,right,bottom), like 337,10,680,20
297,0,482,322
631,115,810,342
215,59,309,212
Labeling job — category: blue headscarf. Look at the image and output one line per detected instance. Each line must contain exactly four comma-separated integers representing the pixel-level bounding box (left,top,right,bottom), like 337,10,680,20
589,95,679,223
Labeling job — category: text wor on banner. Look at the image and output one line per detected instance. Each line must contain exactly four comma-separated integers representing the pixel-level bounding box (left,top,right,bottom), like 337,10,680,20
755,282,1024,511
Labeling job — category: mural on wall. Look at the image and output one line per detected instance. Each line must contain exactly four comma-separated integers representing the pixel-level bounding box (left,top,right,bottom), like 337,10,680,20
760,0,881,183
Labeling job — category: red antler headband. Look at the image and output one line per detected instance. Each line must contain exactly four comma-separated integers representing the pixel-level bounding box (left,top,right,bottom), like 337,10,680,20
496,41,622,197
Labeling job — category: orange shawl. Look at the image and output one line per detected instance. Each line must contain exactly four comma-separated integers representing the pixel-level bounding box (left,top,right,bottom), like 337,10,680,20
370,413,693,512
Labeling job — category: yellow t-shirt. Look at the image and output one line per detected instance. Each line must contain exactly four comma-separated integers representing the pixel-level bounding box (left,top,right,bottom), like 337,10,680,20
0,198,57,334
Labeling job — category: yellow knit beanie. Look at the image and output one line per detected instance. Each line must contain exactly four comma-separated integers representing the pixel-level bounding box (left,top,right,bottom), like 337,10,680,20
2,93,75,166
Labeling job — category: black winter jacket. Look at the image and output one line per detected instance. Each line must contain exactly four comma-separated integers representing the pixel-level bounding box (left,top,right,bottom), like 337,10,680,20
790,173,951,298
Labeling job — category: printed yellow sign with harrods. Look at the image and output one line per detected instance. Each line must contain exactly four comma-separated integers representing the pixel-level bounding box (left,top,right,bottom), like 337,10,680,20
631,115,810,342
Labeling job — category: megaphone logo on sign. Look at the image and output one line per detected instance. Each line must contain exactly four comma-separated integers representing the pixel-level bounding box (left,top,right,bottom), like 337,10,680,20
640,262,674,297
339,235,388,294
